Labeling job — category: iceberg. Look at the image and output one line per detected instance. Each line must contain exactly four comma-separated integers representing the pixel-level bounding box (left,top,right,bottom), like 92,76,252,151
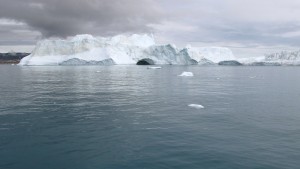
239,50,300,66
188,104,204,109
19,34,237,66
263,50,300,65
18,34,300,66
179,72,194,77
147,66,162,69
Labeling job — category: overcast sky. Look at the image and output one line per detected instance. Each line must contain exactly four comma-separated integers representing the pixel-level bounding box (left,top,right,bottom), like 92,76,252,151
0,0,300,57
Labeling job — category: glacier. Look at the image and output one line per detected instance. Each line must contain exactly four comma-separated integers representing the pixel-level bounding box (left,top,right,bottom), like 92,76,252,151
19,34,237,66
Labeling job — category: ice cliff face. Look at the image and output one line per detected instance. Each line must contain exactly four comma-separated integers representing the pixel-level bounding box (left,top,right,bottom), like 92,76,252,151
19,34,236,66
186,45,235,63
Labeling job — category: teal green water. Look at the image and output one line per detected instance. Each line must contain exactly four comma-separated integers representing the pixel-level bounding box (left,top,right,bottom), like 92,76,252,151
0,65,300,169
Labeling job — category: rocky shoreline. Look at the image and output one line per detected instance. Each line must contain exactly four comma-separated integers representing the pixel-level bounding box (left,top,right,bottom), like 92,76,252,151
0,53,30,64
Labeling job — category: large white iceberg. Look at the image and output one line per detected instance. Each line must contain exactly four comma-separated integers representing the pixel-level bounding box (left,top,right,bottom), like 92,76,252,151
19,34,236,66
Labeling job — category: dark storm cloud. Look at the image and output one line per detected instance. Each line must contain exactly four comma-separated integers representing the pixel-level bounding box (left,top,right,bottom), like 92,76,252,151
0,0,163,37
0,19,40,46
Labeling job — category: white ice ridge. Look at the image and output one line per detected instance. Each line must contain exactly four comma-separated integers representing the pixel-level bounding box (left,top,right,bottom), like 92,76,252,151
19,34,237,66
179,72,194,77
188,104,204,109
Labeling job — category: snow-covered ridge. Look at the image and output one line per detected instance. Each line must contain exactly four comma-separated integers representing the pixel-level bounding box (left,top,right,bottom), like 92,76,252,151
262,50,300,65
19,34,236,66
238,50,300,66
265,50,300,61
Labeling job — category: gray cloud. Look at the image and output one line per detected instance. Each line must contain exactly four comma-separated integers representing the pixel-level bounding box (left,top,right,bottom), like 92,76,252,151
1,0,300,56
0,19,40,46
0,0,163,38
154,0,300,48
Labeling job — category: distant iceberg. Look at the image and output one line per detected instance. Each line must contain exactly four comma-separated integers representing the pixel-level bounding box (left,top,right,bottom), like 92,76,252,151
147,66,162,69
19,34,237,66
239,50,300,66
263,50,300,65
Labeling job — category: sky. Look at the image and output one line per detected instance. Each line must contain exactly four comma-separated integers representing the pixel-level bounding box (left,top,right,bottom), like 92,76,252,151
0,0,300,57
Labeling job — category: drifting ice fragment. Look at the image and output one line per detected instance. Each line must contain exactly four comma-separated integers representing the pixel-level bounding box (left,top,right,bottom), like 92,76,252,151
179,72,194,77
147,66,162,69
188,104,204,109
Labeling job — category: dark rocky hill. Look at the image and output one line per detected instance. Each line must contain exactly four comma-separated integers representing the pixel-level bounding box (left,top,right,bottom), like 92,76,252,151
0,53,30,64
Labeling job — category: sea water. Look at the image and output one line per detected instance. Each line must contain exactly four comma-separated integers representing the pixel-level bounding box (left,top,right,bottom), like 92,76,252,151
0,65,300,169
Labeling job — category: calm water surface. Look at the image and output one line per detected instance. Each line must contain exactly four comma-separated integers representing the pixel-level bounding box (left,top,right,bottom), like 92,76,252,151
0,65,300,169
